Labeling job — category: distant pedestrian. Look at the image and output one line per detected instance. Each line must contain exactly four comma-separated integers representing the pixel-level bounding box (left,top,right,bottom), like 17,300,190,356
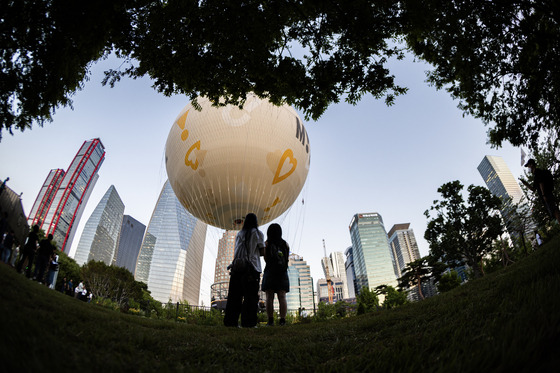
75,281,84,298
262,223,290,326
224,213,265,328
10,246,19,267
1,230,14,264
535,231,543,246
522,159,560,225
16,225,39,277
61,277,68,293
47,254,59,288
66,279,74,296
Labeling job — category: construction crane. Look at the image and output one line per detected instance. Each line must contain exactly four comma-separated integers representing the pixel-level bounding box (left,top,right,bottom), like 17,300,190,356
323,239,334,304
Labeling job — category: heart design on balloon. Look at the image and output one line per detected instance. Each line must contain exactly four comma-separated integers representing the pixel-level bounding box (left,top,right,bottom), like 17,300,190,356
272,149,297,185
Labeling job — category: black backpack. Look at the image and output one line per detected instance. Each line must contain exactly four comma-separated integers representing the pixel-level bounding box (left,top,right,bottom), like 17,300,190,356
268,241,288,272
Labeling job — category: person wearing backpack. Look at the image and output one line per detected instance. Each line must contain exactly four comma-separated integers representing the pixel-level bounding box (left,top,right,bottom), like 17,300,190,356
261,223,290,326
522,158,560,225
224,213,265,328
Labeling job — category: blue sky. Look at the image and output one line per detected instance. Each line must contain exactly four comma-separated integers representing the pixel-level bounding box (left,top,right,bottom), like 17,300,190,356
0,55,525,305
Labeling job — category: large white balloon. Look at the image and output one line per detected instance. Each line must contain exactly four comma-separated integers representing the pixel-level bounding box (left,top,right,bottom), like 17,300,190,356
165,94,311,230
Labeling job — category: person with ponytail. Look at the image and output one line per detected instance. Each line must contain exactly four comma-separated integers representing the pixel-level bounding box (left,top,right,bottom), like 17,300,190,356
224,213,265,328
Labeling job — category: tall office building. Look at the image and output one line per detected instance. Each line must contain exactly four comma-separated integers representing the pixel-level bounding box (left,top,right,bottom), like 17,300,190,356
317,277,345,303
478,155,523,206
74,185,125,266
287,253,314,315
478,155,528,237
27,169,65,227
330,251,349,299
321,251,350,300
115,215,146,275
211,230,237,307
388,223,420,278
344,246,357,299
349,212,398,294
27,139,105,252
135,180,207,305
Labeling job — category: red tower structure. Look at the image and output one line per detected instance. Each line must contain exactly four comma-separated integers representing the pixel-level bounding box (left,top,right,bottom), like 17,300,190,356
27,139,105,252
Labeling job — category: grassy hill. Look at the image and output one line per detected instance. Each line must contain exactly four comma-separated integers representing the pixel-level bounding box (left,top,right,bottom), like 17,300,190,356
1,235,559,372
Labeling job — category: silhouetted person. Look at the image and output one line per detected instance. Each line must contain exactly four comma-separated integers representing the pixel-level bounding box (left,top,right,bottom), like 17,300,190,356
61,277,68,293
262,223,290,326
224,213,264,328
522,159,560,225
34,234,55,283
1,230,15,264
17,225,39,277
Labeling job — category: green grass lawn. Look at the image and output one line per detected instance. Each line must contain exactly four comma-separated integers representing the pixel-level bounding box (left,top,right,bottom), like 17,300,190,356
1,235,559,372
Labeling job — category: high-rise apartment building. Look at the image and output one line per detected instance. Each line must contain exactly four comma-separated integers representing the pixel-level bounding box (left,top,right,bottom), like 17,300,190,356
287,253,314,315
211,230,237,308
115,215,146,275
74,186,125,266
27,139,105,252
135,180,207,305
387,223,420,278
349,212,398,293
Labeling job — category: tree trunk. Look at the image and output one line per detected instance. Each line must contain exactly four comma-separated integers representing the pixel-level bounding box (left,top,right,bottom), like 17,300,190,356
416,275,424,300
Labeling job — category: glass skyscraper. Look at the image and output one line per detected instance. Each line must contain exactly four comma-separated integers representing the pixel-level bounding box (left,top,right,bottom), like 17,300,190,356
478,155,528,237
344,246,357,299
74,185,125,266
115,215,146,275
349,212,398,294
135,180,207,305
286,253,314,315
387,223,420,278
478,155,523,205
27,139,105,252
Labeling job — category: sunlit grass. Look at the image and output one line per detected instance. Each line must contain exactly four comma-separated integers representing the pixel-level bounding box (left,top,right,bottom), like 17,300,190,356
1,234,559,372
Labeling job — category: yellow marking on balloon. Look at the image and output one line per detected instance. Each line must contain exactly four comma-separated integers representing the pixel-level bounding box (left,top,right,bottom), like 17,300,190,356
176,110,189,130
185,140,201,170
264,197,281,212
181,129,189,141
272,149,297,185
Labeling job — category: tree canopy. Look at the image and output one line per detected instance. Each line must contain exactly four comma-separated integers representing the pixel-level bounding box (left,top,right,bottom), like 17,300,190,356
424,181,504,278
356,286,379,314
81,260,151,309
2,1,559,150
397,257,433,300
